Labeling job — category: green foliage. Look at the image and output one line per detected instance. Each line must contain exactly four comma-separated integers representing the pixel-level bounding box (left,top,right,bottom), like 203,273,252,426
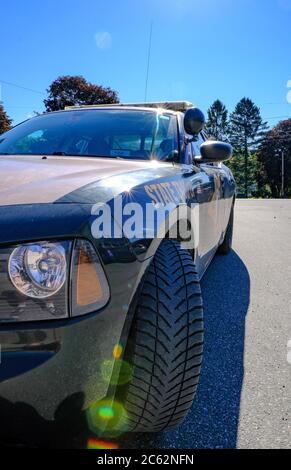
44,75,119,112
0,102,12,134
228,98,268,197
229,98,268,151
205,97,274,198
206,99,229,141
228,151,261,196
257,119,291,198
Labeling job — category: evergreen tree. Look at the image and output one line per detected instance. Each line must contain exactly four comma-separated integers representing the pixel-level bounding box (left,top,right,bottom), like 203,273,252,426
206,99,229,141
228,151,260,197
229,98,268,198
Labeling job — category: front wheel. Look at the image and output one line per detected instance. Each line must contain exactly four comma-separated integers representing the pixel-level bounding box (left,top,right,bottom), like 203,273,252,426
120,239,204,433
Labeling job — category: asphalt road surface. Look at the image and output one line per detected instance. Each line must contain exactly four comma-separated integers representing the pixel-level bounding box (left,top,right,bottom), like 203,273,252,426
124,199,291,449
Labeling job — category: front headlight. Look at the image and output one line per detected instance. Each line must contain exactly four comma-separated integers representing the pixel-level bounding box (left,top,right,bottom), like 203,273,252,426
0,239,110,323
9,242,67,299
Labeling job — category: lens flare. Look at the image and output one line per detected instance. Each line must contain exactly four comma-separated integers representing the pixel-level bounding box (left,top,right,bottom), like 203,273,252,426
87,399,128,437
87,438,119,450
101,359,133,385
113,344,123,360
98,405,114,420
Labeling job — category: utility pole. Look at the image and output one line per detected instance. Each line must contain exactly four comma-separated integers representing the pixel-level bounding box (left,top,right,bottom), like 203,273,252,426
244,136,248,199
281,149,285,198
276,148,285,198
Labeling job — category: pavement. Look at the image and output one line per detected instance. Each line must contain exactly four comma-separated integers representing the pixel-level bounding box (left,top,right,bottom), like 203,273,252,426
124,199,291,449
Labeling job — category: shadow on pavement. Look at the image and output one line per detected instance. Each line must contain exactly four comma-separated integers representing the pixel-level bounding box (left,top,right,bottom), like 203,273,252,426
0,392,89,448
122,250,250,449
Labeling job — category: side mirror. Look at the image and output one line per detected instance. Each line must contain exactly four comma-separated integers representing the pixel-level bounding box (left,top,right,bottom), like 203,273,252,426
184,108,205,136
196,141,233,163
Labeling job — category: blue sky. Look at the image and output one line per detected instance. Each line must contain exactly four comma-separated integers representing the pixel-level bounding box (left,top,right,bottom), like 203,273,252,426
1,0,291,126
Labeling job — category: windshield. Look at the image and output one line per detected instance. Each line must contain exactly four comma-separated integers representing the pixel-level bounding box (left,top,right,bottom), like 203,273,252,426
0,109,178,161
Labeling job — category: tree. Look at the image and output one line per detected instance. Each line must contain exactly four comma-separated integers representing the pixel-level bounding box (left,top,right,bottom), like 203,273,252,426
257,119,291,198
229,98,268,198
44,75,119,112
206,99,229,141
228,151,260,197
0,102,12,134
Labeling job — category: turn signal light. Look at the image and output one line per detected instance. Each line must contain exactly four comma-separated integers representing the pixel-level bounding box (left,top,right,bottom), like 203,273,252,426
71,239,110,317
77,248,103,306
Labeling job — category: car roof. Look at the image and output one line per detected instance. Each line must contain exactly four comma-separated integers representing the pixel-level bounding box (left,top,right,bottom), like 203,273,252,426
64,105,173,112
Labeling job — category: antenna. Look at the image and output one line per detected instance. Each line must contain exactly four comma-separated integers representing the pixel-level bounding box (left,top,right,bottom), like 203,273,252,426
144,21,153,103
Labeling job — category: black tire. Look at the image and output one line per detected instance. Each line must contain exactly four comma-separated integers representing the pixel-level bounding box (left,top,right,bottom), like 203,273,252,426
217,204,234,255
121,239,204,433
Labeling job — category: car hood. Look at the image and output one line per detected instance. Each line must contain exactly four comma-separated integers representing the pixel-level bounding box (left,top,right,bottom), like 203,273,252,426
0,155,157,206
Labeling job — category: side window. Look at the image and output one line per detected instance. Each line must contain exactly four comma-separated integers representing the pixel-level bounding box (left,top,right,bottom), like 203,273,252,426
152,114,178,160
191,132,205,157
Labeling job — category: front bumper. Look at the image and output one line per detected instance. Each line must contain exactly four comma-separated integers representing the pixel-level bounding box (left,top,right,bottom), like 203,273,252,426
0,312,120,446
0,251,148,446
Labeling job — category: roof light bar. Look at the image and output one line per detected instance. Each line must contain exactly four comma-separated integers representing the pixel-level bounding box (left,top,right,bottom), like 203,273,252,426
65,101,194,113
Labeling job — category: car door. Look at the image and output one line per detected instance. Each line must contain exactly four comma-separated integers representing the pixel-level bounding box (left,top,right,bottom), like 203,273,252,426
190,134,222,267
177,115,223,276
216,162,235,234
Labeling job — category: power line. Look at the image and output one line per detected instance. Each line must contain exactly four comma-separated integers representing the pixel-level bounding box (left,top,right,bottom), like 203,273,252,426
263,115,291,120
0,80,45,96
4,105,43,109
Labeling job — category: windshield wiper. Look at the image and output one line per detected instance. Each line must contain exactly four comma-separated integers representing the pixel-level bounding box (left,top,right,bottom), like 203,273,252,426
51,151,68,156
51,153,123,159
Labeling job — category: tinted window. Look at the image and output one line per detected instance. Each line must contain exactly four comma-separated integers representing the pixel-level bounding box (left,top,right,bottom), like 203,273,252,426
191,132,205,157
0,109,178,161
